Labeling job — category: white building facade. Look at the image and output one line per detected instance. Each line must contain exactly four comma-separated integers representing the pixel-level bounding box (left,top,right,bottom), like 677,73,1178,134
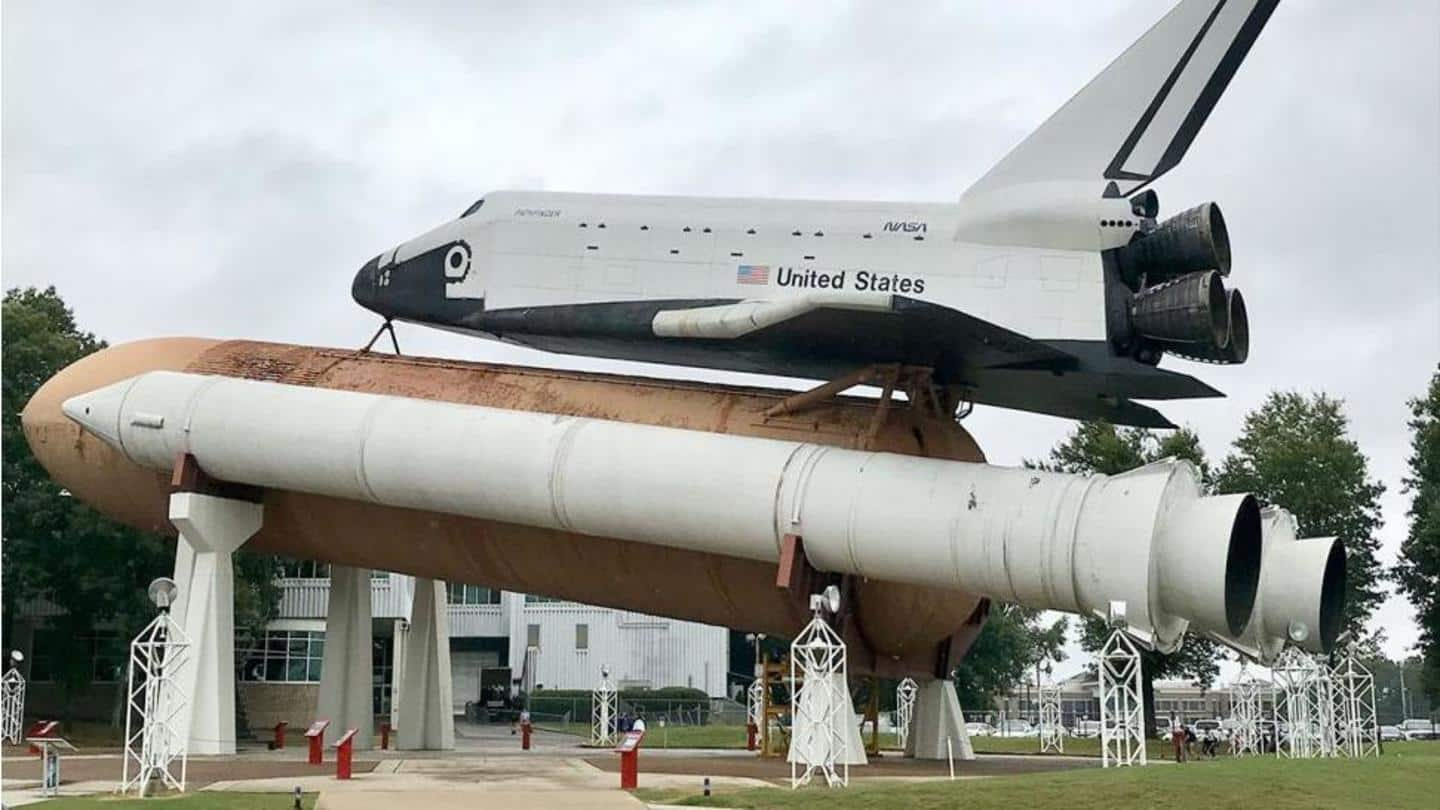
238,563,728,729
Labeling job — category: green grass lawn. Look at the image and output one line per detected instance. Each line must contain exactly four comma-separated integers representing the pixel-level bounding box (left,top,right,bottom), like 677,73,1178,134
635,742,1440,809
970,734,1180,760
32,793,316,809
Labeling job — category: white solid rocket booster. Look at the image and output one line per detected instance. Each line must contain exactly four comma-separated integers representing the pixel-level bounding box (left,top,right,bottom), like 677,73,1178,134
62,370,1322,654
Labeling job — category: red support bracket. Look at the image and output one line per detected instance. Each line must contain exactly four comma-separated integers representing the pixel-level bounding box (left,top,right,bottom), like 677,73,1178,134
170,452,263,502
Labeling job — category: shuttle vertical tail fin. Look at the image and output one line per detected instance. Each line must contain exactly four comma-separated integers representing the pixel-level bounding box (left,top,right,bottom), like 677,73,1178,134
962,0,1279,202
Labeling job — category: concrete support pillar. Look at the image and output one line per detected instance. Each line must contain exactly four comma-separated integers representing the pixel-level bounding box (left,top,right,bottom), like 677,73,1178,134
168,492,263,755
396,578,454,750
317,565,374,749
783,672,868,767
502,590,526,682
906,679,975,761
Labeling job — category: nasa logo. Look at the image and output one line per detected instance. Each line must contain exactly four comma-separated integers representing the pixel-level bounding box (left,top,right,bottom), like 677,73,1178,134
882,221,927,233
443,241,472,282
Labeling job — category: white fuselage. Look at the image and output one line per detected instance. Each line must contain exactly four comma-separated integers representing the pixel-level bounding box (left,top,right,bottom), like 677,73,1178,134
382,190,1143,343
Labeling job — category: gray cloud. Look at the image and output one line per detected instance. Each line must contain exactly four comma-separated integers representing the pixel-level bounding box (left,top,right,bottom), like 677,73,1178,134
4,0,1436,668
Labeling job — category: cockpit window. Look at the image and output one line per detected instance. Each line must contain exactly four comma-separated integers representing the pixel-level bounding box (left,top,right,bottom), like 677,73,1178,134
460,197,485,218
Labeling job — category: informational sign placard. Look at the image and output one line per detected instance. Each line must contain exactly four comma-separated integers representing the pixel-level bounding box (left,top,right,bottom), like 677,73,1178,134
614,730,644,753
305,720,330,738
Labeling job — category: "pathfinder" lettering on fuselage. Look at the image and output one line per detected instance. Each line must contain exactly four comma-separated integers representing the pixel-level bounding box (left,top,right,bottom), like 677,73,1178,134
775,266,925,294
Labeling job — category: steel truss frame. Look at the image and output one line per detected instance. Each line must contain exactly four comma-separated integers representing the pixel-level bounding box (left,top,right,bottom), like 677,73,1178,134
1330,651,1379,758
895,677,918,753
1098,629,1146,768
1038,682,1064,754
789,612,849,789
121,611,192,796
591,674,618,747
1,667,25,745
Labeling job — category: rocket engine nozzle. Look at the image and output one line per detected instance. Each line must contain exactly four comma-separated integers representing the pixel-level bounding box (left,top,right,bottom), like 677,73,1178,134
1205,507,1347,662
1114,201,1231,285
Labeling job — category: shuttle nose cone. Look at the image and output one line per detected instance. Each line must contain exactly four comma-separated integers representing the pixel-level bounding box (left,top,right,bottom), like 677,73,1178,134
352,255,382,313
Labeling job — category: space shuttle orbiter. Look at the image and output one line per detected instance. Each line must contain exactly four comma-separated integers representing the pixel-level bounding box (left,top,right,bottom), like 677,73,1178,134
353,0,1278,428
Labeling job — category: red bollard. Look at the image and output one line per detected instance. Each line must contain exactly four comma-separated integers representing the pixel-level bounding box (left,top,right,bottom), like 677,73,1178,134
334,728,358,780
305,720,330,765
521,721,532,750
615,730,644,790
27,721,57,756
274,721,289,750
746,722,758,751
380,722,392,750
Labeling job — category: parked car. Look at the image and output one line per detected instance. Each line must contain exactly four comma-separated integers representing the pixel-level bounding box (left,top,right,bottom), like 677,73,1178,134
1154,717,1173,740
1379,725,1407,742
1398,719,1439,740
1073,719,1101,738
994,719,1036,738
965,721,995,737
1193,719,1229,740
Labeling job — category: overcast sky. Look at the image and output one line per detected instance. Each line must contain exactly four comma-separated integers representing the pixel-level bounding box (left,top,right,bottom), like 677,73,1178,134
4,1,1437,676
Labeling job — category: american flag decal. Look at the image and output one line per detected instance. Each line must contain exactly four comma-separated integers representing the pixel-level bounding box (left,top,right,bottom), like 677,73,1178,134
736,264,770,285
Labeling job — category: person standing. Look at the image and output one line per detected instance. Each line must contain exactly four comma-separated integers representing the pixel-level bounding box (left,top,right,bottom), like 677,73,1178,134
632,714,647,735
1170,715,1187,762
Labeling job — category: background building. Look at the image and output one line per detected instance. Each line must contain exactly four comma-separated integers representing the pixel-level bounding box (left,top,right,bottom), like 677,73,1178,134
12,562,729,736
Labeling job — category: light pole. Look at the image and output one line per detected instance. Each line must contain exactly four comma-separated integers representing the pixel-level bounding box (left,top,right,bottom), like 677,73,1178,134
1398,658,1410,720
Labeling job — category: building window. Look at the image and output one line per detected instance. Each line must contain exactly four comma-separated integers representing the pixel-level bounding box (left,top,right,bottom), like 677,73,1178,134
527,624,541,648
575,624,589,651
237,630,325,682
277,559,385,579
447,583,501,605
278,559,331,578
28,630,123,683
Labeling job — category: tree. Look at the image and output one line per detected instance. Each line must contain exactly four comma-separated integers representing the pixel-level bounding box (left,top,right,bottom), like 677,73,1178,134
1395,367,1440,704
1031,421,1221,733
1216,391,1386,640
952,605,1068,711
2,287,279,726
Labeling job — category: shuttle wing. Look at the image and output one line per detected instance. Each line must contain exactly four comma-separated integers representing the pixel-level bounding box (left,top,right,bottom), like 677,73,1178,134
468,295,1219,428
963,0,1279,200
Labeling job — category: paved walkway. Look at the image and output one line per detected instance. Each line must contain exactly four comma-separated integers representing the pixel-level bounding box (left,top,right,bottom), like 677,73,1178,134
0,723,1092,807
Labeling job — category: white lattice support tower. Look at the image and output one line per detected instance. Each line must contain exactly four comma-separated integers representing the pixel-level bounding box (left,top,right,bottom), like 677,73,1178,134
1331,651,1379,758
1272,646,1327,758
1313,655,1338,757
1228,668,1265,757
895,678,918,753
121,611,192,796
788,609,849,789
1,667,25,745
591,672,618,747
1038,682,1064,754
1098,628,1146,768
747,679,764,732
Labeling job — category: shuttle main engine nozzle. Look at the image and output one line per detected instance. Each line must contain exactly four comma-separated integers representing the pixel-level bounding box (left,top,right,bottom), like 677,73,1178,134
63,371,1270,653
1114,201,1231,285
